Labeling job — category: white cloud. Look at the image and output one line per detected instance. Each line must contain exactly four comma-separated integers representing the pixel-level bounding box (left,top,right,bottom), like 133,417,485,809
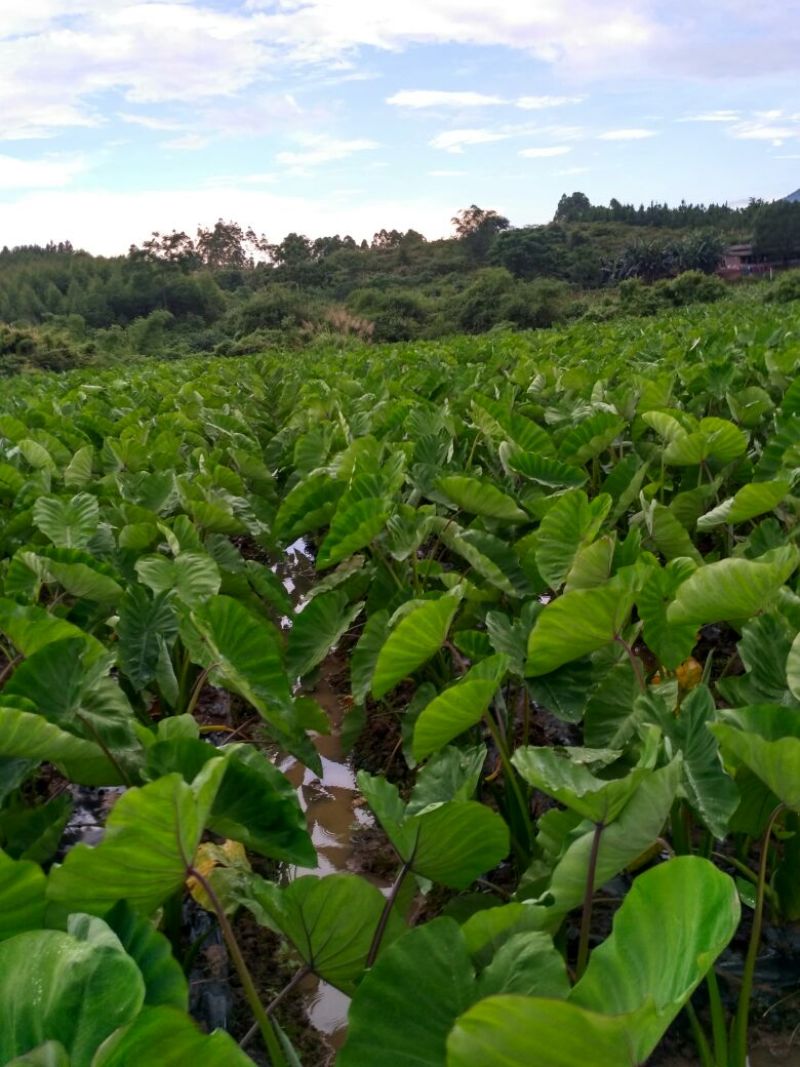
246,0,656,72
162,133,210,151
0,3,271,144
680,110,740,123
730,120,799,141
0,94,102,141
430,128,511,153
519,145,572,157
0,152,88,189
276,133,379,168
387,90,506,108
598,128,657,140
516,95,584,110
118,112,186,131
2,1,800,156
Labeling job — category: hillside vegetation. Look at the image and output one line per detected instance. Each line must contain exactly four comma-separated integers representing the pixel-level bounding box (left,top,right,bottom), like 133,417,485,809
1,193,799,373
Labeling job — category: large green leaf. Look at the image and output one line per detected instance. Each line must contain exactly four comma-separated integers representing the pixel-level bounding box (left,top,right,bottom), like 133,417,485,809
558,413,624,466
441,527,532,598
18,549,123,604
4,639,143,776
0,600,104,661
92,1006,253,1067
341,918,477,1067
646,686,738,838
531,760,681,921
286,589,363,678
0,924,144,1067
0,793,73,864
526,572,638,676
116,586,178,691
476,931,570,999
135,551,221,608
316,497,388,569
636,559,698,670
437,475,528,523
696,478,791,531
535,490,611,589
350,609,390,703
0,849,47,941
413,655,508,761
272,470,342,543
358,773,510,889
372,595,460,699
0,702,124,786
472,396,554,454
187,595,296,734
786,630,800,702
6,1040,71,1066
570,856,740,1061
499,443,587,489
64,445,95,488
406,744,487,813
564,537,615,592
210,744,315,865
450,856,737,1065
583,663,650,748
667,546,799,625
144,739,314,865
239,873,403,994
102,901,188,1010
512,727,658,825
650,414,746,466
525,658,594,728
47,762,225,918
448,996,633,1067
640,499,703,563
404,801,510,889
33,494,99,549
711,720,800,810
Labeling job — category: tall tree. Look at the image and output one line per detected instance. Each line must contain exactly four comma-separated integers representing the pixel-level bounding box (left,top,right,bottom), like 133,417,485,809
451,205,510,263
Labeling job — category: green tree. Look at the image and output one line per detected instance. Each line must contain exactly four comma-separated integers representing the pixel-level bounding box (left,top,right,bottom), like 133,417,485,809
451,205,510,264
753,201,800,263
554,191,592,223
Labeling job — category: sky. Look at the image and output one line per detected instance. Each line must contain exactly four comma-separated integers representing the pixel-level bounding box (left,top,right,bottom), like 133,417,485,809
1,0,800,255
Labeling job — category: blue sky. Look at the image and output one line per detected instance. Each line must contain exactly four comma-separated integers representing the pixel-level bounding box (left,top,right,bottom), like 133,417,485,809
1,0,799,254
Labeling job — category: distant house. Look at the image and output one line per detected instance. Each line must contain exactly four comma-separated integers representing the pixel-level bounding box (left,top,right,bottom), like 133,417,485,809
719,242,772,279
723,243,755,270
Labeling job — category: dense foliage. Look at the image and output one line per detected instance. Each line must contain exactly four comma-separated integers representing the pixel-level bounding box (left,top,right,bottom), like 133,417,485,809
3,193,796,365
1,296,800,1064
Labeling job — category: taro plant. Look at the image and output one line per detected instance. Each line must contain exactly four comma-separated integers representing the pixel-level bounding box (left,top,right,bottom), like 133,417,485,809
2,298,800,1063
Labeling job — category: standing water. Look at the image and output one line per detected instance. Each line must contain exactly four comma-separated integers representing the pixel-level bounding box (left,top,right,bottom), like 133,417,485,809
278,656,389,1053
273,539,390,1054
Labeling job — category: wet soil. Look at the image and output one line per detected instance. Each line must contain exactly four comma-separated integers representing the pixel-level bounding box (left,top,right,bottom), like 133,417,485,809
274,654,394,1059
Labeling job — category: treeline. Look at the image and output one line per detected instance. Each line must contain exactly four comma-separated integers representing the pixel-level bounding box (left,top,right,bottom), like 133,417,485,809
553,191,763,230
0,195,798,373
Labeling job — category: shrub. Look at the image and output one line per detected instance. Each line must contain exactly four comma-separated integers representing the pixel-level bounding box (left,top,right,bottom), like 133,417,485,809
348,287,431,341
661,270,726,306
764,270,800,304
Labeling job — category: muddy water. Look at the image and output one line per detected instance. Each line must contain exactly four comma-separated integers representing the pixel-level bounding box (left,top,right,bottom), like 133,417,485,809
278,656,388,1054
275,537,392,1054
273,538,390,1054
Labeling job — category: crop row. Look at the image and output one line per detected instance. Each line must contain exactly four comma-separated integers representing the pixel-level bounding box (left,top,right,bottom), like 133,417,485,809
1,299,800,1065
